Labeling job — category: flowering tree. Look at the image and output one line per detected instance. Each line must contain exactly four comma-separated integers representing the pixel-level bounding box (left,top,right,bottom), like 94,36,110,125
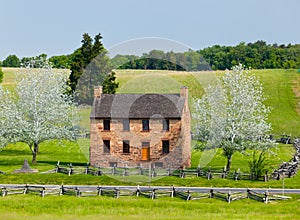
0,61,77,164
193,64,274,171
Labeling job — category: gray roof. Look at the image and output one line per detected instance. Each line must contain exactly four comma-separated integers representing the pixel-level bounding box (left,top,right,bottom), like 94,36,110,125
91,93,185,119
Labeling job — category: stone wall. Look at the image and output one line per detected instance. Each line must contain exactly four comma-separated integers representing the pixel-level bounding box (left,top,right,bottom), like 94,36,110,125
90,118,190,168
90,86,192,169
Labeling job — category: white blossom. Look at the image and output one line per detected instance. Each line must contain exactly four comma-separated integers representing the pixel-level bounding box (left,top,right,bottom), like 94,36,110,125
193,64,274,171
0,62,77,163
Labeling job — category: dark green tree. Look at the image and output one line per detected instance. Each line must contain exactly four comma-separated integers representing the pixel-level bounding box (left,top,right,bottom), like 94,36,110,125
76,50,112,105
0,67,3,83
102,71,119,94
2,55,21,67
49,55,72,69
69,33,107,93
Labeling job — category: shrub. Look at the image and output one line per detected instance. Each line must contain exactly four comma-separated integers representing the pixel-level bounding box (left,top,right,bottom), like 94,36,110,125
248,151,269,180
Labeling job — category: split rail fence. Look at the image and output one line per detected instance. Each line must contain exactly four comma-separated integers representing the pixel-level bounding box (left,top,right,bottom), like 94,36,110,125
39,139,300,181
38,162,279,182
0,184,290,204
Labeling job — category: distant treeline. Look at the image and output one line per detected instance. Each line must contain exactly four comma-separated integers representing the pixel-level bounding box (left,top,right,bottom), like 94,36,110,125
110,51,211,71
1,41,300,71
112,41,300,70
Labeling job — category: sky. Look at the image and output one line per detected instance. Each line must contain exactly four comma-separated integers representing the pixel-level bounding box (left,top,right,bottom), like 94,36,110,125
0,0,299,60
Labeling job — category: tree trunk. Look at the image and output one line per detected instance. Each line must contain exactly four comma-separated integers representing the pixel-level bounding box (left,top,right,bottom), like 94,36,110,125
32,142,39,164
226,155,232,172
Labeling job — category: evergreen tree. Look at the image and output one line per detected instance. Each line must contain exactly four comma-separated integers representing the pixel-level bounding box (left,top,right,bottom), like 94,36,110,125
102,71,119,94
76,50,112,105
0,67,3,83
68,33,107,93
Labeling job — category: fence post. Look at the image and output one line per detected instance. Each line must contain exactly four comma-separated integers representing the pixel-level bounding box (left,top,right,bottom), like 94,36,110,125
41,186,45,198
227,191,231,203
136,185,140,197
186,190,191,201
112,165,116,175
181,170,185,178
97,186,102,196
207,171,212,180
152,167,156,178
197,167,201,177
115,188,120,198
2,187,7,197
221,166,227,179
171,186,175,198
234,169,240,181
247,189,250,199
24,184,28,194
264,190,269,204
60,185,64,195
68,163,73,176
151,189,155,199
85,163,89,175
75,187,81,197
55,161,60,173
97,167,102,176
167,167,171,176
209,189,213,198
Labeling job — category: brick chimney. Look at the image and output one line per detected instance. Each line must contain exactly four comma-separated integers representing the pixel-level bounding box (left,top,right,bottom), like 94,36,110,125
180,86,188,98
94,86,102,98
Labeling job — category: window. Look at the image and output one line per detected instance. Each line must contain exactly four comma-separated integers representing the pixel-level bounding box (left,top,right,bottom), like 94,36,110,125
103,119,110,131
123,119,130,131
142,119,149,131
163,119,169,131
109,162,117,167
162,140,169,154
103,140,110,153
123,140,130,154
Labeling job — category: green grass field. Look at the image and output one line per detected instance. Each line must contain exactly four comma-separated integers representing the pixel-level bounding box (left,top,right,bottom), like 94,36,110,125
115,69,300,136
2,68,299,135
0,68,300,219
0,195,299,220
0,140,297,188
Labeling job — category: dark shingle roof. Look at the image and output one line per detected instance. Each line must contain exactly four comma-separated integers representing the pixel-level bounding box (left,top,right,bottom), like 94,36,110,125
91,93,185,119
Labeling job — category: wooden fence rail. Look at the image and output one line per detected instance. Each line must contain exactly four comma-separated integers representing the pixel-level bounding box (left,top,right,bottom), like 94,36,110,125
4,139,300,181
40,162,276,182
0,185,290,204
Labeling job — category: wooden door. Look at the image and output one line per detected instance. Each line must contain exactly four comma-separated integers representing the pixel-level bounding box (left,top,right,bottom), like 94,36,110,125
141,142,150,161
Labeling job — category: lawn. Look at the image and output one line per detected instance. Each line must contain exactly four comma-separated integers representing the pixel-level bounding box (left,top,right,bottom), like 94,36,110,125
0,140,298,189
0,195,299,220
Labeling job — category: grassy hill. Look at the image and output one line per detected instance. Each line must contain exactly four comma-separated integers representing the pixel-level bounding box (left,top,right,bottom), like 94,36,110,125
2,68,299,135
115,69,300,136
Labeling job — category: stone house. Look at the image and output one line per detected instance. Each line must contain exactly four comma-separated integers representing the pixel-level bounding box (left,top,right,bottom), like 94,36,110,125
90,86,191,169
